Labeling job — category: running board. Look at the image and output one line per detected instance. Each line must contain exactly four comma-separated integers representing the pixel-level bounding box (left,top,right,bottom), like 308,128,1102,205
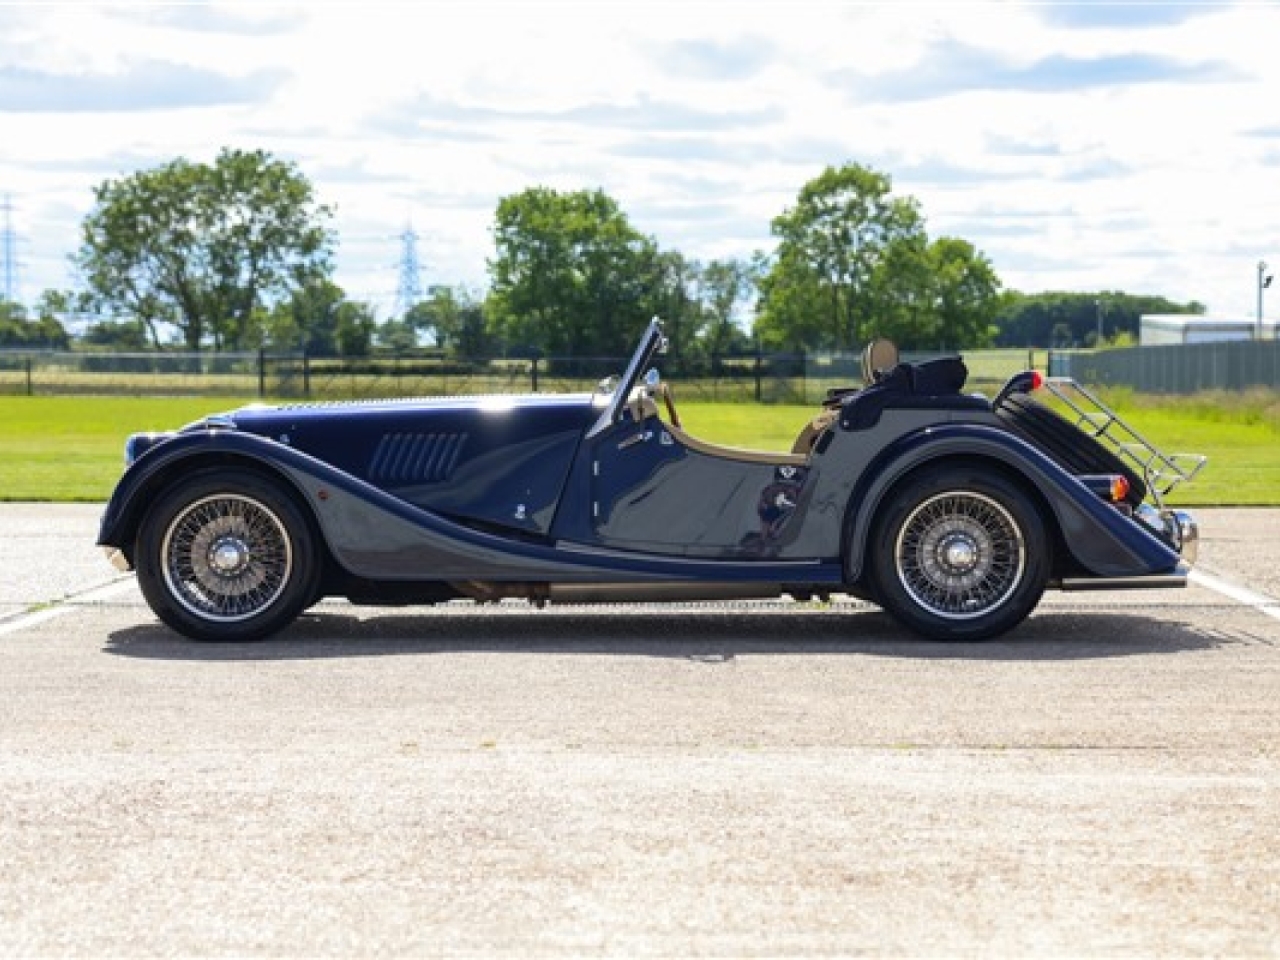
1054,570,1188,591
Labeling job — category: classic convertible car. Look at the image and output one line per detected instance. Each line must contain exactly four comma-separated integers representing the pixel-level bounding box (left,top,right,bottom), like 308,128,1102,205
99,318,1204,642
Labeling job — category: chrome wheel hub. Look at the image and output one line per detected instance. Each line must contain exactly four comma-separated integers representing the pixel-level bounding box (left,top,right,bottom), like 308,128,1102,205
895,492,1025,621
941,533,978,572
209,537,250,576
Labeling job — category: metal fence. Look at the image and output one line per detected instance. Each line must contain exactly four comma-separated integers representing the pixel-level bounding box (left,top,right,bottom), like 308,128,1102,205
0,347,1045,404
0,350,778,402
6,342,1268,401
1049,340,1280,393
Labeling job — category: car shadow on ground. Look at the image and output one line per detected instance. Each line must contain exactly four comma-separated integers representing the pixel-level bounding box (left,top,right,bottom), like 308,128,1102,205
104,606,1238,663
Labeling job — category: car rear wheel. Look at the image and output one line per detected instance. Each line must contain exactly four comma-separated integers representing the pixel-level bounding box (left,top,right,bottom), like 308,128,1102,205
869,465,1049,641
135,468,320,641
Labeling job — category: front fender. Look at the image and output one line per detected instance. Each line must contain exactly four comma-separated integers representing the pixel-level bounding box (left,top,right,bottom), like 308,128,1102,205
843,424,1181,582
97,431,327,559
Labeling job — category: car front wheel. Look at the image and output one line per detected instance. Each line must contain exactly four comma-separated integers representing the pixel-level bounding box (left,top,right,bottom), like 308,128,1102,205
868,465,1049,641
135,468,320,641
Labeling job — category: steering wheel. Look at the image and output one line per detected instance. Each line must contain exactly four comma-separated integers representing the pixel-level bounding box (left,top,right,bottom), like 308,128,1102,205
659,381,682,430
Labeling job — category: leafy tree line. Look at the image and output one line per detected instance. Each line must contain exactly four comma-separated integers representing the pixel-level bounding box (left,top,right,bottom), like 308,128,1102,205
992,291,1204,348
0,296,71,350
0,150,1202,357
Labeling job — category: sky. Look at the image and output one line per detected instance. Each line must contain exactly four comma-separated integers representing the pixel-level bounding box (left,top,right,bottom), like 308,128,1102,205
2,0,1279,327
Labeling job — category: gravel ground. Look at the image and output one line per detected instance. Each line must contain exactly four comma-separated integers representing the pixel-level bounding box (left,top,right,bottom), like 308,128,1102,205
0,505,1277,957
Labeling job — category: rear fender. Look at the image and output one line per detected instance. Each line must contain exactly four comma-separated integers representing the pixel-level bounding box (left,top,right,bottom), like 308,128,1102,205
843,424,1180,582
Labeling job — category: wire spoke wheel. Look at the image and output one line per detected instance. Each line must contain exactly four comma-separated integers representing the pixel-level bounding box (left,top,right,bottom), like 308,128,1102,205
893,490,1026,621
161,493,294,623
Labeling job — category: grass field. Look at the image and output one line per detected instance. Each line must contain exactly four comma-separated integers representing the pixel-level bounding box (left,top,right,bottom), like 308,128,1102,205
0,391,1275,504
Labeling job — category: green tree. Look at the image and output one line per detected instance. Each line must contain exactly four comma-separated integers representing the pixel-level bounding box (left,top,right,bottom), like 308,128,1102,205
753,249,833,352
0,298,70,349
265,279,375,357
861,233,933,347
375,318,419,353
76,147,334,351
0,299,28,346
333,301,376,357
403,294,447,347
487,187,659,357
756,163,924,351
698,257,757,357
646,250,703,366
81,318,149,350
267,279,341,355
868,236,999,350
406,286,493,358
929,237,1000,349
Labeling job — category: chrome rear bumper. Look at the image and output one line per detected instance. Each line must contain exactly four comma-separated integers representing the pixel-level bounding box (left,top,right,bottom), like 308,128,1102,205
1136,505,1199,566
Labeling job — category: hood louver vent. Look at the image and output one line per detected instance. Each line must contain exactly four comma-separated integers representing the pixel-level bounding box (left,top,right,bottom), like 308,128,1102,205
369,432,467,484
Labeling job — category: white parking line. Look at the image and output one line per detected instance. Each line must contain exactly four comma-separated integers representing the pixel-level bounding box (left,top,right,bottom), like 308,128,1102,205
1190,568,1280,623
0,577,138,639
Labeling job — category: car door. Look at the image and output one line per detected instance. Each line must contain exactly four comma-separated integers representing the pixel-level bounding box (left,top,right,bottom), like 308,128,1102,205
586,412,811,559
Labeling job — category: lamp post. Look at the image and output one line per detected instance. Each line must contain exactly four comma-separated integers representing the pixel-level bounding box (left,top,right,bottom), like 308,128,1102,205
1259,260,1274,341
1095,298,1105,348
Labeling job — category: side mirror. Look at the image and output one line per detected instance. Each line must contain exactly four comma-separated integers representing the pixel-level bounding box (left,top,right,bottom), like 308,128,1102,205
861,338,900,384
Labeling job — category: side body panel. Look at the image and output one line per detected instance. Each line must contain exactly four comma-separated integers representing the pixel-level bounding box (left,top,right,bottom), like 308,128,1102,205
97,430,843,587
227,395,597,536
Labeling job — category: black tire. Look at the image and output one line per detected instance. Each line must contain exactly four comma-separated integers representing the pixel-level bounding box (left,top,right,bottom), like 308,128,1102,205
868,465,1050,641
134,468,321,642
996,394,1146,505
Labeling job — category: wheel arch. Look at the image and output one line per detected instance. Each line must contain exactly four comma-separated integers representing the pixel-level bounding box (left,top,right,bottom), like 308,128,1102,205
103,446,330,574
842,438,1063,586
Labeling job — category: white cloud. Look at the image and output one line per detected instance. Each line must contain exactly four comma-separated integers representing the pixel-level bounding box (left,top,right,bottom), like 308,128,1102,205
1,0,1278,323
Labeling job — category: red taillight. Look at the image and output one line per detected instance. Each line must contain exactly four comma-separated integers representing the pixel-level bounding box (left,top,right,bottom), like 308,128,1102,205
1079,474,1131,503
995,370,1045,405
1112,474,1130,502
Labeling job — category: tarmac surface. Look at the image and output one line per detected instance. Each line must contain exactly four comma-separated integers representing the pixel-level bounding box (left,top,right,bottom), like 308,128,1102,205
1,504,1278,957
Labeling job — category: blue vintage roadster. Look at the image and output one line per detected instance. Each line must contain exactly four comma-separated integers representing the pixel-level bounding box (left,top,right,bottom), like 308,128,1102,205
99,318,1203,642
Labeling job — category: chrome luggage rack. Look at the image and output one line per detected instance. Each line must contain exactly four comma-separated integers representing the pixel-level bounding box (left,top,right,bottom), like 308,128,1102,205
1042,377,1207,509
